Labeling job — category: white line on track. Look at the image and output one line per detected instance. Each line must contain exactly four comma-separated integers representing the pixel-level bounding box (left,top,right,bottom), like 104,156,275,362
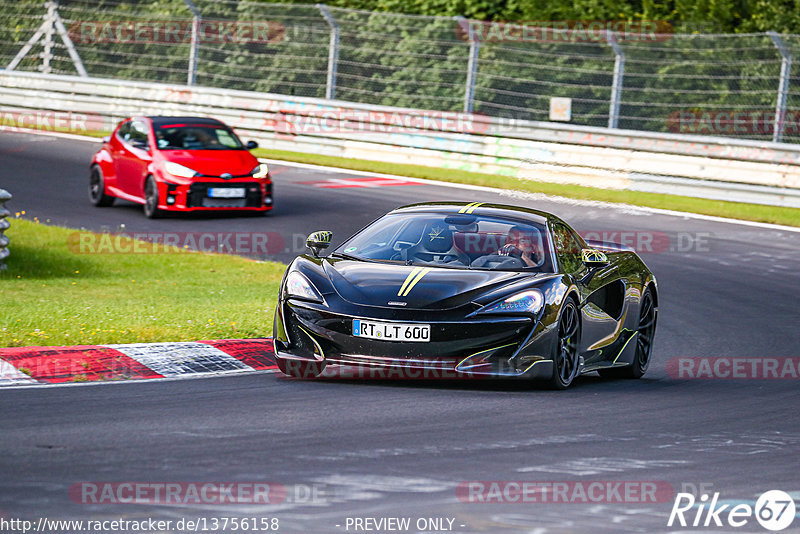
257,157,800,234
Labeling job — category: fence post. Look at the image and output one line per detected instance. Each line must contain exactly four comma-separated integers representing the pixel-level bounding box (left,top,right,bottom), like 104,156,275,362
456,16,479,113
183,0,201,86
768,31,792,143
317,4,340,100
40,0,57,74
6,0,88,76
606,31,625,129
0,190,11,270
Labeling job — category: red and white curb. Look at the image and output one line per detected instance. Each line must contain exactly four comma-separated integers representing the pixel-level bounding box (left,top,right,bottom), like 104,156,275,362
0,339,276,386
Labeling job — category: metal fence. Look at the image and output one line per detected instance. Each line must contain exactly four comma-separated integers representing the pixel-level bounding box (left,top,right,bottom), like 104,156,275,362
2,0,800,144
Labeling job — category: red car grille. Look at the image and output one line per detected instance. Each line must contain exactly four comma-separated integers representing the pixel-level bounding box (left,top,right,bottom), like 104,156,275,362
187,182,263,208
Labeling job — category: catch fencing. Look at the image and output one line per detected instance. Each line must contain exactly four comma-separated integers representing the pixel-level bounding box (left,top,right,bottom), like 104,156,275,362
2,1,800,143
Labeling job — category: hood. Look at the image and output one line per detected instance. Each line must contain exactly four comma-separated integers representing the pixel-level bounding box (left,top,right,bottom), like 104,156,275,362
161,150,258,177
323,259,525,310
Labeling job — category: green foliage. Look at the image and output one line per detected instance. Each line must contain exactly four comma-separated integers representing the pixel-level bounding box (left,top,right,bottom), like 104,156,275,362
2,0,799,142
739,0,800,33
287,0,793,33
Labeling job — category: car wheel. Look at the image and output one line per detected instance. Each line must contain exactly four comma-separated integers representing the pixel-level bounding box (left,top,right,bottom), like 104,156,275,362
89,165,115,207
276,358,325,378
143,176,161,219
548,298,580,389
598,287,656,379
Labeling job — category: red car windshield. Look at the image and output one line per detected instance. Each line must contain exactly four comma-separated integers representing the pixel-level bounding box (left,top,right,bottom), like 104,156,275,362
154,124,244,150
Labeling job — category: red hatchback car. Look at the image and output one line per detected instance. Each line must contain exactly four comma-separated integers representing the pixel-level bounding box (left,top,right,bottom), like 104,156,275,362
90,116,273,218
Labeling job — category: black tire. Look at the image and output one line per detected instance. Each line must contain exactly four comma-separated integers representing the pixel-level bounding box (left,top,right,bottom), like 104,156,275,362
548,298,581,389
143,176,161,219
598,287,657,379
89,165,115,207
276,358,324,378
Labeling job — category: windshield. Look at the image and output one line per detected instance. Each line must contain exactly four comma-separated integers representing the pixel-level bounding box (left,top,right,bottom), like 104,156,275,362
154,123,244,150
336,212,554,272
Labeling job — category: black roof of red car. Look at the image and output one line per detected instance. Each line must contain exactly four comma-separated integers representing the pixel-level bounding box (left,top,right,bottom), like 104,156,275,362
147,116,226,127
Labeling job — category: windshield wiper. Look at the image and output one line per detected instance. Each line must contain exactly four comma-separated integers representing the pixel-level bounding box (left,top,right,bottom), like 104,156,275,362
330,251,365,261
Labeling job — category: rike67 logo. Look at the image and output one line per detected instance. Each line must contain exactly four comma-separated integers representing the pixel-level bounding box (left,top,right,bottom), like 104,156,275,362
668,490,796,531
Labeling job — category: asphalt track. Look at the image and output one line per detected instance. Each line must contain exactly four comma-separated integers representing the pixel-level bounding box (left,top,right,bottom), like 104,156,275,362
2,130,800,533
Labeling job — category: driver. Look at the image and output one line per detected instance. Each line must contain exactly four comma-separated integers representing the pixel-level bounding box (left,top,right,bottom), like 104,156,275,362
193,129,219,147
499,226,542,267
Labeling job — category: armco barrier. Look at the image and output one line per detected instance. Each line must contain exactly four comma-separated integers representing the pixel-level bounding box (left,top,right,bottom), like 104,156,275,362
2,70,800,208
0,189,10,270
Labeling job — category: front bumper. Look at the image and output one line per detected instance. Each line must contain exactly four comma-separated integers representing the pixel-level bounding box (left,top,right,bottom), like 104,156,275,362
274,300,555,379
158,180,273,211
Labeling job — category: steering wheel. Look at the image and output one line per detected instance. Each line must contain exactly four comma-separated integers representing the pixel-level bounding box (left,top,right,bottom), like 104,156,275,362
471,254,524,269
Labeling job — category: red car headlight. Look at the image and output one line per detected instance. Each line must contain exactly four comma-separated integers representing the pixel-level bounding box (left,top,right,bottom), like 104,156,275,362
164,162,199,178
251,163,269,179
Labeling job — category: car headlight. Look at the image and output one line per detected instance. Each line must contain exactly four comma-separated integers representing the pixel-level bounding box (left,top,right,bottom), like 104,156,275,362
164,161,199,178
251,163,269,178
477,289,544,315
285,271,323,303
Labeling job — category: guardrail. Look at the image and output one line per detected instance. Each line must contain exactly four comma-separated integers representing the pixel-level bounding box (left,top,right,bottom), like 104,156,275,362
0,189,10,270
1,70,800,208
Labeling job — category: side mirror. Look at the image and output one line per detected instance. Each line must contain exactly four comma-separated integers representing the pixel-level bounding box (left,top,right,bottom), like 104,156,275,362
246,140,259,150
582,248,609,269
306,230,333,258
102,136,110,144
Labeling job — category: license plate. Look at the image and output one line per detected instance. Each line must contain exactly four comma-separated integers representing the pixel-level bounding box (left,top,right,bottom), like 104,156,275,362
352,319,430,342
208,187,245,198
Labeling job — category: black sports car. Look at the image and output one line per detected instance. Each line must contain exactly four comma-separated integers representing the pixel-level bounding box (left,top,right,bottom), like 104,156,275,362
273,202,658,388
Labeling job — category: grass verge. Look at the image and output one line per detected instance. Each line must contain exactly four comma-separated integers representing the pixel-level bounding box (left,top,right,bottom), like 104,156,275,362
254,148,800,227
0,219,285,347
